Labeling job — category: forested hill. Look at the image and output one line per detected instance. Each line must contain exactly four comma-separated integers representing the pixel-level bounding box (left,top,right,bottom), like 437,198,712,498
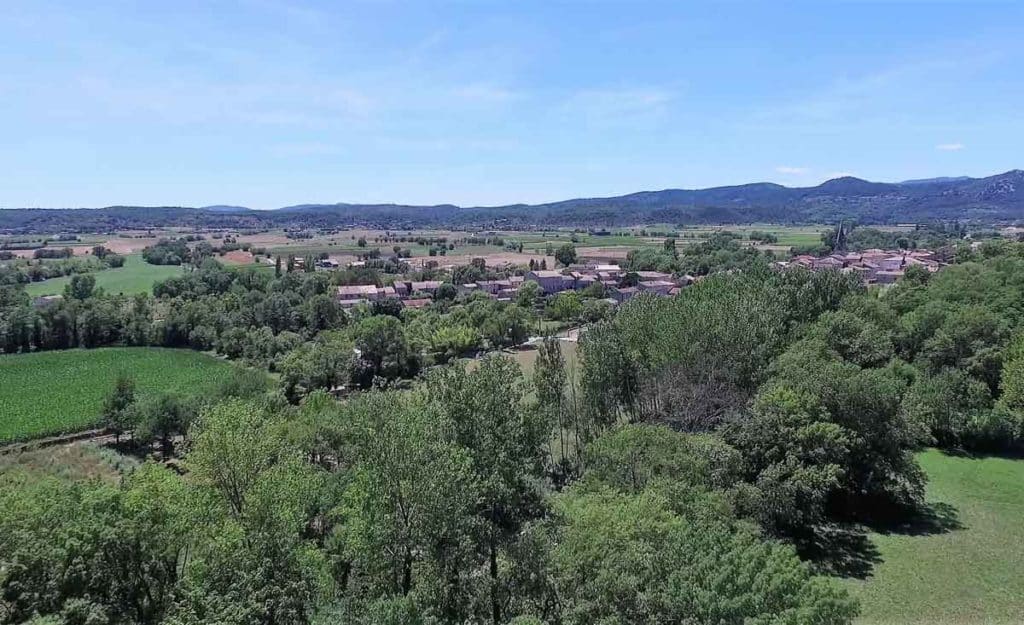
3,170,1023,232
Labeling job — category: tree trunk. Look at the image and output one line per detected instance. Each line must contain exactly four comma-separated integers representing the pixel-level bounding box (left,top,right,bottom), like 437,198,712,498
490,540,500,625
402,551,413,595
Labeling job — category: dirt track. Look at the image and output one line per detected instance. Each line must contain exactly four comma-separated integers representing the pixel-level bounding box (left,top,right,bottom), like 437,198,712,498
0,428,115,455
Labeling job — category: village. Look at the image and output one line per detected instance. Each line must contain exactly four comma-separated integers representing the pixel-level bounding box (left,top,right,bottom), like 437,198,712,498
331,246,946,310
334,261,688,309
774,247,944,283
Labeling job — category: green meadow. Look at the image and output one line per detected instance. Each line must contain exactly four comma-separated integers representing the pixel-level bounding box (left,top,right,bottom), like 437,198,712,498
23,254,183,297
843,449,1024,625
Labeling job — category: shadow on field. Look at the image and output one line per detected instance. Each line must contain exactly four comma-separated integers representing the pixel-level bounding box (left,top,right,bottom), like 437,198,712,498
941,447,1024,461
801,525,882,579
869,501,964,537
803,501,964,579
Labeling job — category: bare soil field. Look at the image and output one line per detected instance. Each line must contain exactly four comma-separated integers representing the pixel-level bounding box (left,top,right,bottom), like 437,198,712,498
236,233,294,246
220,250,257,265
326,254,361,265
9,245,94,258
101,236,161,254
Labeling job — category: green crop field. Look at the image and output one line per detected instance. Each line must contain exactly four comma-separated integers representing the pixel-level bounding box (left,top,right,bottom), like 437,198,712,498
0,347,250,442
23,254,183,297
679,224,827,248
842,449,1024,625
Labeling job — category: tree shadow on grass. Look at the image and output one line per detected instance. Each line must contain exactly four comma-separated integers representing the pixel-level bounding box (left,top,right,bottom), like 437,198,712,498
799,524,882,579
801,501,964,579
868,501,964,537
940,446,1024,461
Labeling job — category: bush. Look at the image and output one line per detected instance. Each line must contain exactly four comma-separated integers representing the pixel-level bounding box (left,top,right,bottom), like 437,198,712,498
964,406,1023,451
142,239,191,265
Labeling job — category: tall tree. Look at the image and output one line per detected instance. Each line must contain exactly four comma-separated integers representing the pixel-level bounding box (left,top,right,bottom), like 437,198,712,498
533,337,569,470
101,374,136,443
554,243,577,268
421,357,548,624
331,390,478,618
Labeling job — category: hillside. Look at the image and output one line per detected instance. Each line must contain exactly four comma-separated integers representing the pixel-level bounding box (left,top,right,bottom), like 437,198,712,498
2,170,1023,231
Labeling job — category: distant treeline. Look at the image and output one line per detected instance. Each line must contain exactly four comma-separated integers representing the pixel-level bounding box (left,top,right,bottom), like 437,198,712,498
2,170,1023,232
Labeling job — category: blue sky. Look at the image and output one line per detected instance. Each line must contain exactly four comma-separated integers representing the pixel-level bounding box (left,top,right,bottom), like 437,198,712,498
2,1,1023,209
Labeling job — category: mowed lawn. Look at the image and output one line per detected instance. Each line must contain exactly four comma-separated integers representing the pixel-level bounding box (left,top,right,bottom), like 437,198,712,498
24,254,183,297
0,348,242,442
845,449,1024,625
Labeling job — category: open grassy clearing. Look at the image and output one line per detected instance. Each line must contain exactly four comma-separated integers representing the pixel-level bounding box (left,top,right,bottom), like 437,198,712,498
0,442,138,482
513,340,579,376
466,340,579,377
23,254,183,297
0,347,251,442
841,449,1024,625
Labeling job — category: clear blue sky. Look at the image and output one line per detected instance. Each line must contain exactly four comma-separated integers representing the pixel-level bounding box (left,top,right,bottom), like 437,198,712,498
2,1,1022,209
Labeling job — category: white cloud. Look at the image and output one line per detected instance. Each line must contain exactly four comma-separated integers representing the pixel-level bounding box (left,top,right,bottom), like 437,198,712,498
936,142,965,151
775,166,809,175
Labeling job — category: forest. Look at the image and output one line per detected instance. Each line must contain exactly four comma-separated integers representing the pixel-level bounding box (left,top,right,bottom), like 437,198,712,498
3,239,1024,624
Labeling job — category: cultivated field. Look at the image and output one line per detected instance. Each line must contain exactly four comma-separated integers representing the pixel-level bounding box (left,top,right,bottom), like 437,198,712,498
0,348,249,442
6,224,826,288
23,254,184,297
843,450,1024,625
222,224,826,268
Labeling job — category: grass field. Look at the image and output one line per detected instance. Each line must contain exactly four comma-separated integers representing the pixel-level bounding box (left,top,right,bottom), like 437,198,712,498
467,340,579,377
0,348,247,442
513,340,579,376
843,449,1024,625
23,254,183,297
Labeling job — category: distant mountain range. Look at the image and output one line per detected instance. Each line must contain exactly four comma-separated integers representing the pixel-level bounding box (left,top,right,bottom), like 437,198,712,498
200,205,254,213
3,170,1023,232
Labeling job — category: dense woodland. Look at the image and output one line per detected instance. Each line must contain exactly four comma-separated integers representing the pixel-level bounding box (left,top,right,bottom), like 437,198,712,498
4,238,1024,624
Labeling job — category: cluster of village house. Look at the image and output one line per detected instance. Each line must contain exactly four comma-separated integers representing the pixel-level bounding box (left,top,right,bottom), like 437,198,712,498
335,263,692,309
773,249,942,284
335,249,942,309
